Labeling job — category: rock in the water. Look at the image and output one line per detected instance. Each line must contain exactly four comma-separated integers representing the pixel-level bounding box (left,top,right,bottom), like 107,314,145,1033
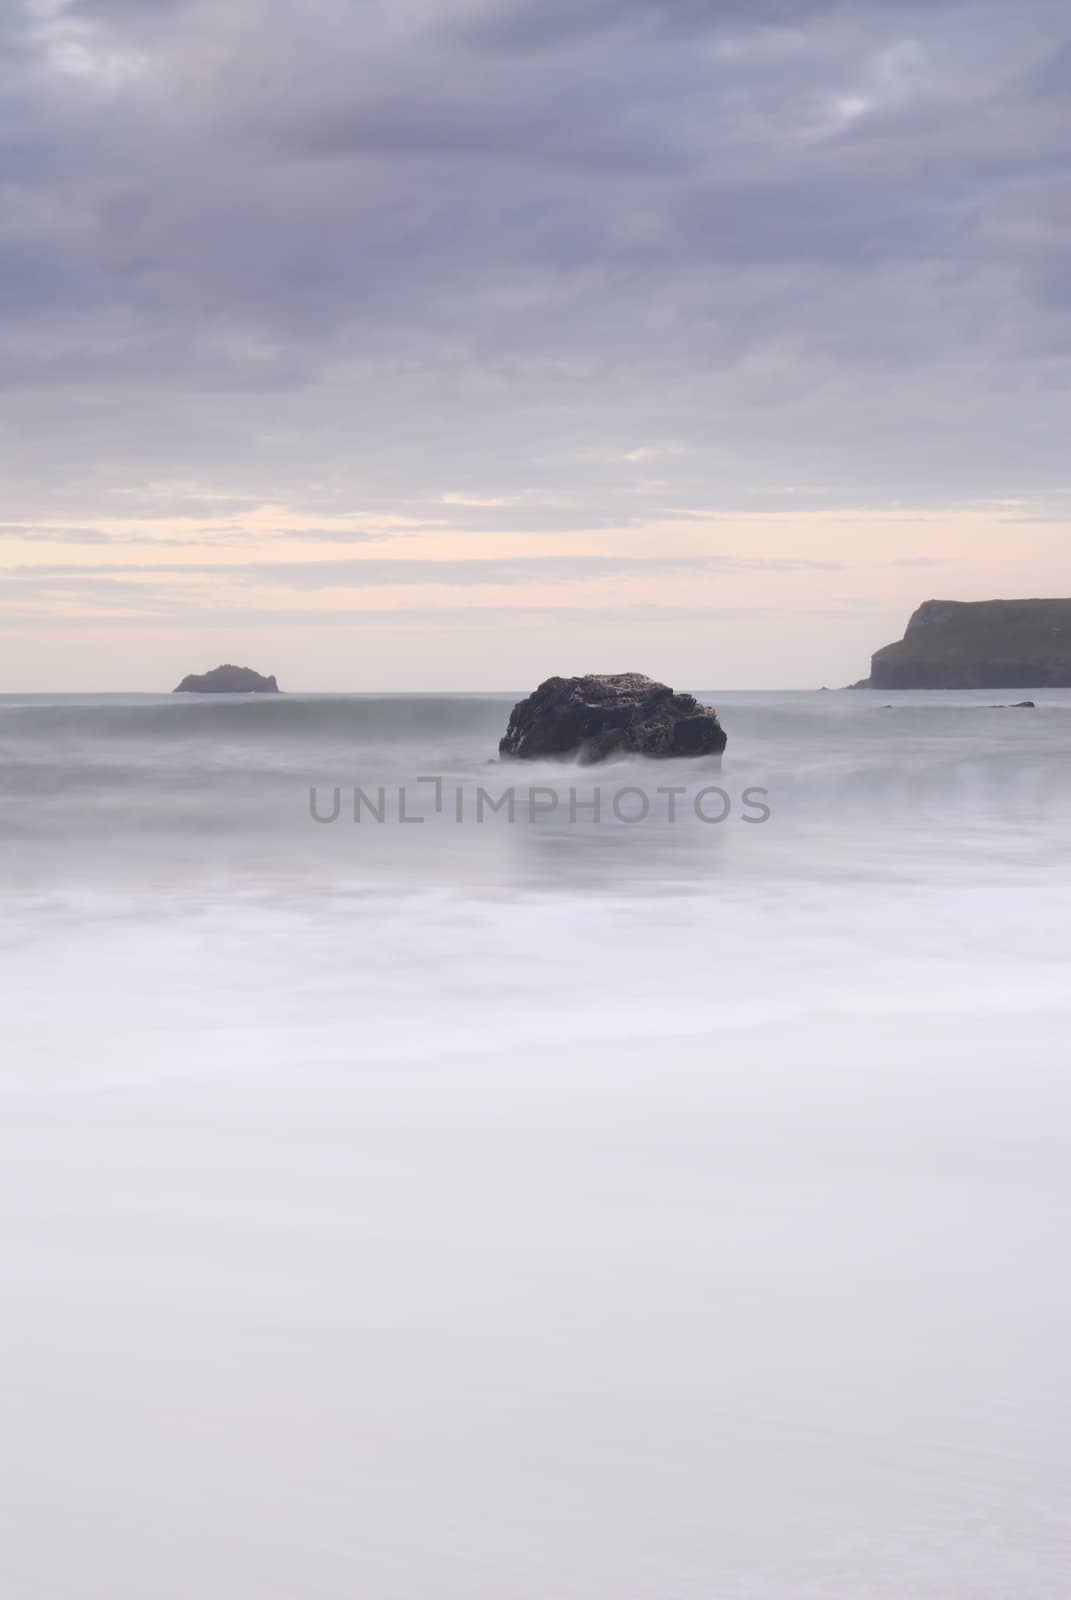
498,673,726,763
862,599,1071,689
173,664,280,694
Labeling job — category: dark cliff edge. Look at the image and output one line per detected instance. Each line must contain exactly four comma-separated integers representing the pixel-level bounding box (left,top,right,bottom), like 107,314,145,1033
173,664,280,694
860,599,1071,689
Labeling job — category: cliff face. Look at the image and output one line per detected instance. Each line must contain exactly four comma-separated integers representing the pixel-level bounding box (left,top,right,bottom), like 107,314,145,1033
867,599,1071,689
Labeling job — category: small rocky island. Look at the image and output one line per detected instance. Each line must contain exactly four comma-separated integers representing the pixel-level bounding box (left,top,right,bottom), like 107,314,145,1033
499,673,727,763
860,599,1071,689
173,664,280,694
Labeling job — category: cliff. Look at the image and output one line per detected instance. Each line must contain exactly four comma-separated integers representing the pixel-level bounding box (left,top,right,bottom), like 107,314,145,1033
864,599,1071,689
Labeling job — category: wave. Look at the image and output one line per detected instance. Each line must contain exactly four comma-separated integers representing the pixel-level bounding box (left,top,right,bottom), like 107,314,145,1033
0,693,517,745
4,694,1071,867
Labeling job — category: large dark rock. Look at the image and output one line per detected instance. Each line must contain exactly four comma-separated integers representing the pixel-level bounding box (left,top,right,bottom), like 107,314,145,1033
499,673,726,763
863,599,1071,689
173,664,280,694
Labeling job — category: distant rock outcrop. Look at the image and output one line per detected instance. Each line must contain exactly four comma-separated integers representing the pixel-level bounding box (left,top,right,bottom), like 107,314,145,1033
173,664,280,694
862,600,1071,689
498,673,727,763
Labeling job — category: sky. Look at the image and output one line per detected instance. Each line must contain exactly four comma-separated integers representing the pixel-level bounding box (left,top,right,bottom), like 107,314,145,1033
1,0,1069,691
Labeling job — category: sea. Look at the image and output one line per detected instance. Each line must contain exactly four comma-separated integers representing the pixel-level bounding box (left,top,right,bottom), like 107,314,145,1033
2,688,1070,1599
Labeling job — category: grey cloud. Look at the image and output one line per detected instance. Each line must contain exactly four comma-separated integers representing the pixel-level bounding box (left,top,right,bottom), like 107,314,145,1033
458,0,971,53
0,522,276,546
0,526,118,544
0,0,1068,532
264,528,407,544
3,600,771,634
2,554,847,603
1022,39,1071,95
68,0,186,14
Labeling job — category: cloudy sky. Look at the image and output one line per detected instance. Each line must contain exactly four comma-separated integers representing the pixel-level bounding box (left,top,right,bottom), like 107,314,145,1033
2,0,1068,689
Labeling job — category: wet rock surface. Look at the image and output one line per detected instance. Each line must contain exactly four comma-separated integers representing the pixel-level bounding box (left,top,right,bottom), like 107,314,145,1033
498,673,727,763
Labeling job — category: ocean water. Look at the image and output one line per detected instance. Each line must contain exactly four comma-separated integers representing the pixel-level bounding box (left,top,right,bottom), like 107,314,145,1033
2,689,1070,1598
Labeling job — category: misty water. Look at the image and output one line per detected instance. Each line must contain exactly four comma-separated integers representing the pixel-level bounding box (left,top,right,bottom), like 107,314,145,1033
3,690,1070,1598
